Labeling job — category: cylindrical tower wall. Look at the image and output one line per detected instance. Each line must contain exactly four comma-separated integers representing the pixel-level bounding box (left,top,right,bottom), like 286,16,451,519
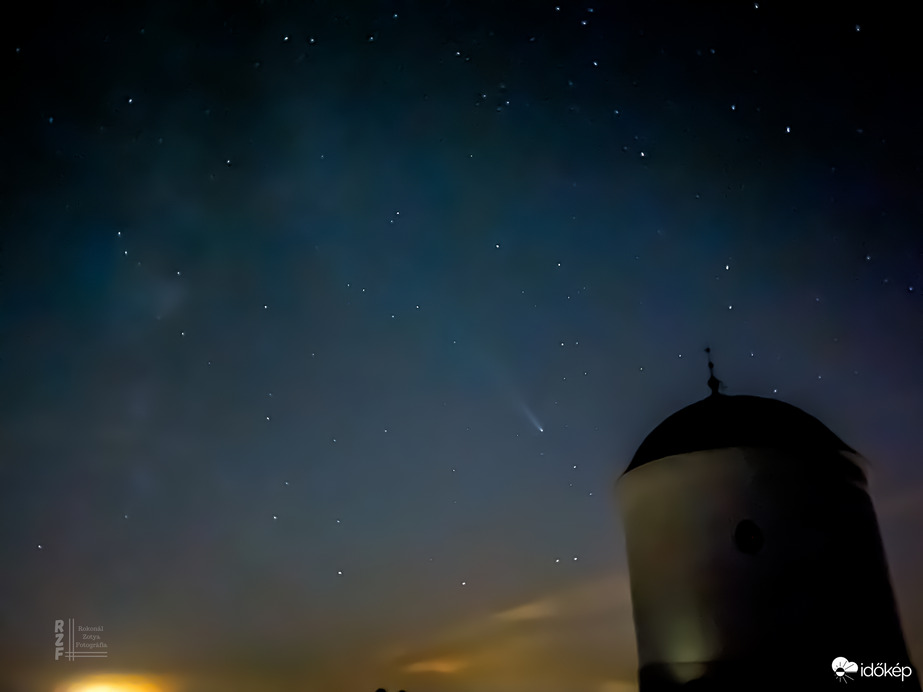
617,446,917,690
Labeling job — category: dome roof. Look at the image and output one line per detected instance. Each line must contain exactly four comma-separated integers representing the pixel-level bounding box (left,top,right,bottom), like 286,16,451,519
625,393,862,478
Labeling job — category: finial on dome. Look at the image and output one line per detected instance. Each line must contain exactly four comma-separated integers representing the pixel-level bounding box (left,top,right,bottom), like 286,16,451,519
705,346,722,397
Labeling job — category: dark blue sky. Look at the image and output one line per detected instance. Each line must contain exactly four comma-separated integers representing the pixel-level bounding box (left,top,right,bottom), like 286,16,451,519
1,2,921,691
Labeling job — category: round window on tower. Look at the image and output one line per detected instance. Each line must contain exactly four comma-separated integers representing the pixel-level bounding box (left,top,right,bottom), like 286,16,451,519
734,519,763,555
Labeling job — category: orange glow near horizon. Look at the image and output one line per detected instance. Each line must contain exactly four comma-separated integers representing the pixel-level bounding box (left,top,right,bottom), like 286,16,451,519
55,673,173,692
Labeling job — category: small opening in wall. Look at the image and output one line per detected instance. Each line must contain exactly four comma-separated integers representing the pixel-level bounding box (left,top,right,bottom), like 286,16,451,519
734,519,763,555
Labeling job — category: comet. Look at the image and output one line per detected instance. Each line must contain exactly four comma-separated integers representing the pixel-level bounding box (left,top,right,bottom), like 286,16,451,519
522,404,544,433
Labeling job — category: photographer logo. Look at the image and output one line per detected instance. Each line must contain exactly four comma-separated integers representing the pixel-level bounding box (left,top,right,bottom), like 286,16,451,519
53,619,109,661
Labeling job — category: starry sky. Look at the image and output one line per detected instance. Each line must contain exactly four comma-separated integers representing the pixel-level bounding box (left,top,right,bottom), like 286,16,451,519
1,2,921,691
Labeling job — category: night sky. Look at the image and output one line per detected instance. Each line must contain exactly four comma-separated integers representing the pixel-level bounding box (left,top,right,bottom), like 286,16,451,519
2,2,922,691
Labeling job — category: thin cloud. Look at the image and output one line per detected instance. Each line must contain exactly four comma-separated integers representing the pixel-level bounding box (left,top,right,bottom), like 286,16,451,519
494,598,558,622
403,658,469,674
495,572,633,624
384,570,638,690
